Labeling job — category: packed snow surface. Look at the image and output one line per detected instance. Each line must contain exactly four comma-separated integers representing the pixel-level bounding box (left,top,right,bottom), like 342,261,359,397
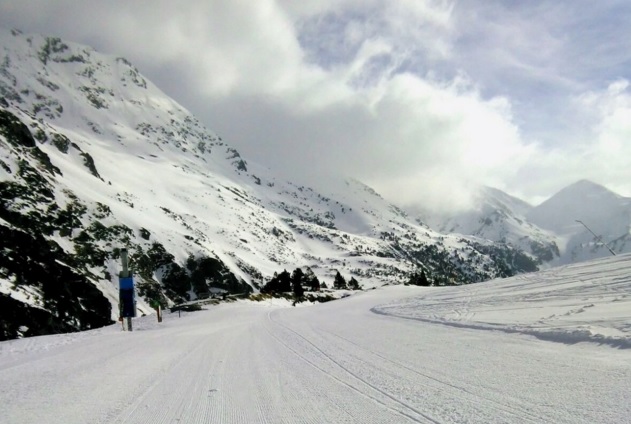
1,254,630,423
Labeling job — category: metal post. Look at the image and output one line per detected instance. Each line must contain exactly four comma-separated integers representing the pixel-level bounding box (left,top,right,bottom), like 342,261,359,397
151,300,162,323
121,248,129,277
119,248,136,331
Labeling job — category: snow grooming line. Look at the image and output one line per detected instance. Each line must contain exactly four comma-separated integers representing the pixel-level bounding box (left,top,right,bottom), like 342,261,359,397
320,329,549,422
264,311,441,424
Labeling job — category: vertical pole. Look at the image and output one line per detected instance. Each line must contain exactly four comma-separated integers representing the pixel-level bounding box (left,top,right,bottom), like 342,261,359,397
119,248,135,331
121,248,129,278
122,249,130,331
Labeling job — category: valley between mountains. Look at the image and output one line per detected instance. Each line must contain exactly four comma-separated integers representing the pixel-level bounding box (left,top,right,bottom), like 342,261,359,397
2,28,631,340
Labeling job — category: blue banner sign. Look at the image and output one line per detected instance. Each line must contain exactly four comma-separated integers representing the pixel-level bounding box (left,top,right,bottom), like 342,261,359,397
119,276,136,318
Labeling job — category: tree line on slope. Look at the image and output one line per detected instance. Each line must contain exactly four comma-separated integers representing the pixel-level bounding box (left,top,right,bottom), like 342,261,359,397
260,267,361,302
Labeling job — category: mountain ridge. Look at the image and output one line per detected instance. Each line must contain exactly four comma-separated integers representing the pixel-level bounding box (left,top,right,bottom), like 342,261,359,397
421,179,631,266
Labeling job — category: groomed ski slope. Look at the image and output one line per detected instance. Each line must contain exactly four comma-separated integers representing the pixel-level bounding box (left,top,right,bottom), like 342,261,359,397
1,254,630,423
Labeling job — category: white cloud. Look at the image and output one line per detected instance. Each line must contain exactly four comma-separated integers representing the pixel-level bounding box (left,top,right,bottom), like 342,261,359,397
1,0,630,207
507,79,631,202
577,80,631,194
0,0,535,209
356,73,533,209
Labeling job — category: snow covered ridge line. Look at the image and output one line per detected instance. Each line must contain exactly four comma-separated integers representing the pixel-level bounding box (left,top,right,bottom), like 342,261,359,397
418,179,631,267
372,253,631,349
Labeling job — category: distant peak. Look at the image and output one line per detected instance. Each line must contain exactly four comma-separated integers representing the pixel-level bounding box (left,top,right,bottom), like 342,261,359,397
568,179,604,189
554,180,619,198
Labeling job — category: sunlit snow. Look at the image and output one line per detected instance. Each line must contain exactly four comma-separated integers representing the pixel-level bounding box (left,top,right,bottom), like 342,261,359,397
1,253,629,423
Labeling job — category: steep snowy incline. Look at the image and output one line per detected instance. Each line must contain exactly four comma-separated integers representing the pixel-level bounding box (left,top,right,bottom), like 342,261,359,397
1,253,630,424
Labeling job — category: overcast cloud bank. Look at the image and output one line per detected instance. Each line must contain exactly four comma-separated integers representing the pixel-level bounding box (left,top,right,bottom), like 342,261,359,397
1,0,630,210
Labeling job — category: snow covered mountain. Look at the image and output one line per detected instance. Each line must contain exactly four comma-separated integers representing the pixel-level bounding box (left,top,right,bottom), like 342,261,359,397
419,186,560,264
421,180,631,267
0,29,541,340
527,180,631,263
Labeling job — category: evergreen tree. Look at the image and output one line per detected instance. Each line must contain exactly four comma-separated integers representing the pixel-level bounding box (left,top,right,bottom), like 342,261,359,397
291,268,304,285
333,271,347,289
310,276,321,291
260,272,279,294
348,277,360,290
278,269,291,292
304,266,321,291
291,268,305,299
408,269,431,287
261,270,291,294
419,269,430,286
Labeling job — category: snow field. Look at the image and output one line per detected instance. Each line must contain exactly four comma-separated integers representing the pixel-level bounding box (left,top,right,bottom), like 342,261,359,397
1,253,630,423
374,253,631,348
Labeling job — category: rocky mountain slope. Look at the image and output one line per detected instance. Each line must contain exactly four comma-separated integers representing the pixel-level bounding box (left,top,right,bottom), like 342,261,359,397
0,29,543,339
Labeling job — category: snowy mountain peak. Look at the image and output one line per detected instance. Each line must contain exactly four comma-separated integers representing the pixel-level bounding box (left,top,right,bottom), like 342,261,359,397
420,179,631,266
479,186,533,216
527,180,628,234
0,28,240,173
544,179,622,206
565,178,615,192
417,185,559,264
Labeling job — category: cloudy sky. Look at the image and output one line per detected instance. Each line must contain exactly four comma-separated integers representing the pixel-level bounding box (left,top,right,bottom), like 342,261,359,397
1,0,630,210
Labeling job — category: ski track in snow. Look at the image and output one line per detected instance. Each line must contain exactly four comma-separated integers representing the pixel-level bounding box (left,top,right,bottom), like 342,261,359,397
264,312,438,423
318,331,545,423
1,255,631,423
